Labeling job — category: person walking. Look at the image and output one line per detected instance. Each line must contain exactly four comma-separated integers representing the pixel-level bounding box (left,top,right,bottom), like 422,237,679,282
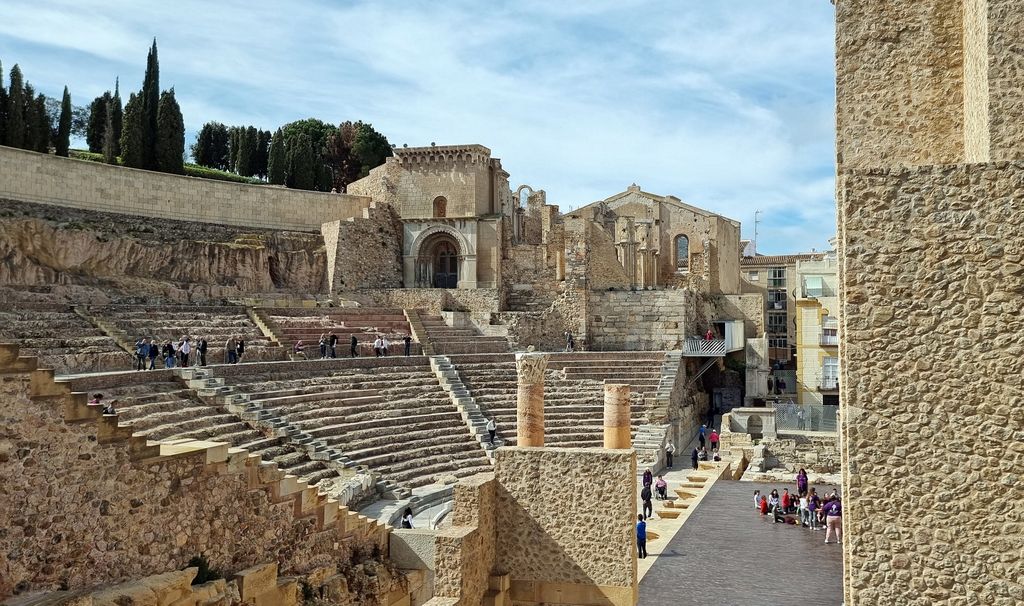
799,493,811,528
698,424,707,450
486,418,497,444
373,336,383,357
709,428,720,452
319,333,328,359
381,336,390,356
329,332,338,358
235,338,245,363
691,446,699,470
197,338,208,367
641,484,654,519
350,335,359,358
401,507,414,529
564,330,575,352
225,336,237,364
179,337,191,367
636,514,648,559
642,468,653,491
403,334,412,357
147,338,159,370
162,340,175,368
134,338,148,371
665,442,674,468
823,497,843,544
807,488,821,530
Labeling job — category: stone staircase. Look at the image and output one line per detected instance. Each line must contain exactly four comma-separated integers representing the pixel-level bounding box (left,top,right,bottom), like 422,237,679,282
419,314,510,355
404,309,435,356
0,341,391,597
430,355,504,460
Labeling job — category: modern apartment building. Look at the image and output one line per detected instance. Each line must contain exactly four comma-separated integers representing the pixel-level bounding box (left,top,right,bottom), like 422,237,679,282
794,251,840,407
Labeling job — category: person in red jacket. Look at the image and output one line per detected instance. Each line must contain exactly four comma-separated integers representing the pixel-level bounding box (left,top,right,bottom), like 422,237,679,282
781,488,791,512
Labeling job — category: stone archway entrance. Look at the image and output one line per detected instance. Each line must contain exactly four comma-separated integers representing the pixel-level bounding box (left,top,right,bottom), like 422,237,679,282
415,232,461,288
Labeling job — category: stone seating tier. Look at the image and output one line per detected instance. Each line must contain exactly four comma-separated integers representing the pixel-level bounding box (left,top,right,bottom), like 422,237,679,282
261,308,413,349
213,361,493,489
0,306,127,374
62,373,345,491
454,352,665,447
418,314,510,355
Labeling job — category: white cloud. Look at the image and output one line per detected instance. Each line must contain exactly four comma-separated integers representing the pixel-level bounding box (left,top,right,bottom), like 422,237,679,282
0,0,837,254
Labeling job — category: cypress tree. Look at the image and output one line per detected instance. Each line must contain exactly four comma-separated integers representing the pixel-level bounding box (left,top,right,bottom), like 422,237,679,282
86,93,111,153
102,98,117,164
5,64,26,148
141,39,160,169
56,86,72,156
267,128,286,185
236,126,258,177
32,93,49,153
255,129,271,179
110,78,123,157
155,88,184,174
287,133,316,190
120,92,144,168
228,126,241,172
0,60,7,145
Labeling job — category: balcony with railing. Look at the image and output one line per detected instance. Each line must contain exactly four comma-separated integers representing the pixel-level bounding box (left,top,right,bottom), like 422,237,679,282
683,320,745,357
684,338,726,356
818,375,839,392
820,333,839,346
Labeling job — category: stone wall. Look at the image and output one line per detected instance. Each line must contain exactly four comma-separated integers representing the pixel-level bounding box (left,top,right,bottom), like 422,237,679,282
835,0,966,168
588,290,694,351
322,203,404,292
0,145,371,232
710,293,765,338
0,199,326,303
0,348,399,600
838,162,1024,604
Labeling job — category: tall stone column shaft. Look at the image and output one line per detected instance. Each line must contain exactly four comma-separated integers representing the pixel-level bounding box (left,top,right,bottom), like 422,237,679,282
603,383,632,449
516,353,548,447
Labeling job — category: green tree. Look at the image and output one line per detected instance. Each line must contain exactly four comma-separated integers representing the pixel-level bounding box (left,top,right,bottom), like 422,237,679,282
255,129,271,179
235,126,258,177
119,92,144,168
0,60,8,145
32,93,49,152
109,79,123,158
228,126,241,172
86,92,112,153
5,64,26,148
191,122,231,170
267,128,287,185
351,121,392,178
287,132,316,190
55,86,72,156
156,88,184,174
141,39,160,169
102,100,117,164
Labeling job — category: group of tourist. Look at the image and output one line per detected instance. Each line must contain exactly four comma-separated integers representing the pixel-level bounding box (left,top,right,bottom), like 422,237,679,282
292,333,415,359
87,393,117,415
134,336,210,370
689,424,722,468
640,468,670,522
754,469,843,544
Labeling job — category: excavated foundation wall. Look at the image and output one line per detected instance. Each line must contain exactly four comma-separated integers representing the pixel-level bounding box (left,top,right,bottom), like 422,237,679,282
0,199,326,303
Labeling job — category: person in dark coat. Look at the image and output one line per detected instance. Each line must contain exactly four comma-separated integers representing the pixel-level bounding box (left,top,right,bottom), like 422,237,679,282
691,447,700,470
329,332,338,358
350,335,358,357
641,484,653,519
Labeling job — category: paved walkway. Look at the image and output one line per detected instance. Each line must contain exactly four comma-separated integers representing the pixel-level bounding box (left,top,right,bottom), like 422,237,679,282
639,480,844,605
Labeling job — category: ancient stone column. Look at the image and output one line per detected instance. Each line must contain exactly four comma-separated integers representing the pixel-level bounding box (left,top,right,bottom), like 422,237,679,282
515,352,548,446
603,383,632,449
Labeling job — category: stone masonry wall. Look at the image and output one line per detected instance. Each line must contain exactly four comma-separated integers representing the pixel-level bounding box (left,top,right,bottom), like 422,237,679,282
838,162,1024,605
0,366,368,597
322,203,404,292
0,145,371,232
495,448,636,605
589,290,694,351
835,0,966,168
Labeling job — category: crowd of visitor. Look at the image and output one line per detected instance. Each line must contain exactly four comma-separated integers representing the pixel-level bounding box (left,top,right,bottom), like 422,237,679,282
755,469,843,544
134,336,212,370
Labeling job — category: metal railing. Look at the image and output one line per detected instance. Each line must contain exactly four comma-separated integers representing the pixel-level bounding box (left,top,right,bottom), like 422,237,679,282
773,401,838,433
684,338,726,356
819,376,839,391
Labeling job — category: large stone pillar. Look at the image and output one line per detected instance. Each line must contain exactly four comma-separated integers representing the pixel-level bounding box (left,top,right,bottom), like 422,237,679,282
515,353,548,446
603,383,631,449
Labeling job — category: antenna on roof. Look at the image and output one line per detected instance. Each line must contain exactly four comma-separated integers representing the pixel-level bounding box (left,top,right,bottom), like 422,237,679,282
753,210,762,255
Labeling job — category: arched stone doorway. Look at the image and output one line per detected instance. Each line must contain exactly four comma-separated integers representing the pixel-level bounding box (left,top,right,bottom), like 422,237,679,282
415,232,461,288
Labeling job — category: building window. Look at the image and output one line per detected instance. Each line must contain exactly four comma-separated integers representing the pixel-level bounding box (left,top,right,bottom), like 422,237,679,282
768,267,786,288
767,312,787,334
433,196,447,218
822,356,839,389
768,289,787,310
768,336,788,349
675,235,689,270
747,271,760,282
804,275,824,297
821,315,839,346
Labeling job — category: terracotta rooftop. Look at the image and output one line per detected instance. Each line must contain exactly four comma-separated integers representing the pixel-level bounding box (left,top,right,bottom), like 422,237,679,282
740,253,825,267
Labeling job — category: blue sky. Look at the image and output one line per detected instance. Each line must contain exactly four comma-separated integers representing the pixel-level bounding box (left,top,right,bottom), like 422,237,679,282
0,1,837,254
